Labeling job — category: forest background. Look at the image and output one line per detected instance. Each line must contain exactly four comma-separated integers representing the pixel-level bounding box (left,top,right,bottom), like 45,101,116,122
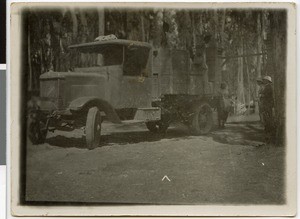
24,7,287,145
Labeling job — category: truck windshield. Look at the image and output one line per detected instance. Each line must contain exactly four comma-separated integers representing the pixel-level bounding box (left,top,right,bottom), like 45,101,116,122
72,45,123,68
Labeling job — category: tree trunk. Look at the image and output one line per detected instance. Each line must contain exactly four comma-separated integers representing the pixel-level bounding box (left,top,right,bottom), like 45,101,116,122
70,8,78,40
28,22,32,92
140,12,145,42
79,10,88,42
254,12,263,114
237,40,245,113
220,9,227,86
256,12,262,87
190,12,196,49
212,10,221,94
199,13,203,35
98,8,105,36
97,8,105,66
220,9,226,47
213,10,218,40
244,55,251,114
269,11,287,146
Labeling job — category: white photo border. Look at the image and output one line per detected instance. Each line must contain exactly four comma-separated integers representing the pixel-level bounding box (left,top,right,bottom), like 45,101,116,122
8,1,297,216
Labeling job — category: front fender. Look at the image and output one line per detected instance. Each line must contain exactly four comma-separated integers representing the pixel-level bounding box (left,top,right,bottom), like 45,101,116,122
69,97,121,124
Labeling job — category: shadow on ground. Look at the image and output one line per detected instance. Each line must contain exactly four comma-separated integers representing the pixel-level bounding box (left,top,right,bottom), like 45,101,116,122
209,122,265,146
45,127,192,149
45,121,264,149
46,135,87,149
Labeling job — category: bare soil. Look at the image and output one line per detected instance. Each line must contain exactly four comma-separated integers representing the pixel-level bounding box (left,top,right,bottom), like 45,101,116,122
25,115,285,205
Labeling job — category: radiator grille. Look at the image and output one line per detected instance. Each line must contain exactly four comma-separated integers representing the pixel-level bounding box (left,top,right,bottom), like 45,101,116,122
40,80,59,99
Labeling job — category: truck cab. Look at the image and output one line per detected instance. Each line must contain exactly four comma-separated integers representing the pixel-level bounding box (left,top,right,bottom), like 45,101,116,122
28,38,161,148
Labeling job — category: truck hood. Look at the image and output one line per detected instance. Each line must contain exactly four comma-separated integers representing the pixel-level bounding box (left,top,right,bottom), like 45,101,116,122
39,66,123,109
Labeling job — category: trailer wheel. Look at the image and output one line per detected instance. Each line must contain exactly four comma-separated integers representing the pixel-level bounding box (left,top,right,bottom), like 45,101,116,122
189,103,213,135
27,116,47,144
146,120,169,134
86,107,101,149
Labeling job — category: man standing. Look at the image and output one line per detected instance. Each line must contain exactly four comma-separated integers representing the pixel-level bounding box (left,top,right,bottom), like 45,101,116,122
260,76,275,143
217,82,231,128
256,77,265,122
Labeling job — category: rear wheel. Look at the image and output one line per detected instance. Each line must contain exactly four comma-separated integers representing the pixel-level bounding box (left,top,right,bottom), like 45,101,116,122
85,107,101,149
189,103,213,135
146,120,169,134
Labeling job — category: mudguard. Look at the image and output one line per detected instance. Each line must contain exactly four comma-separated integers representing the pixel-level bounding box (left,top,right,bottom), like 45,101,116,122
69,97,121,124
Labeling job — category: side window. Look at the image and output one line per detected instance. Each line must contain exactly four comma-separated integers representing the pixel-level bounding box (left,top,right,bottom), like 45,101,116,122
123,46,149,76
103,46,123,66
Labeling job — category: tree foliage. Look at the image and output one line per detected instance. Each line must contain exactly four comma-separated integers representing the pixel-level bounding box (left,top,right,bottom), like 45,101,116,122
25,8,287,145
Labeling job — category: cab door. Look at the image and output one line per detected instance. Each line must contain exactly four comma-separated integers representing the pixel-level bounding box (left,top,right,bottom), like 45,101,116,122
116,46,152,109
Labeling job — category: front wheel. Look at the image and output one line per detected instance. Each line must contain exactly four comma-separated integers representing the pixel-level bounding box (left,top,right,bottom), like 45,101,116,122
27,116,47,144
189,103,213,135
85,107,101,149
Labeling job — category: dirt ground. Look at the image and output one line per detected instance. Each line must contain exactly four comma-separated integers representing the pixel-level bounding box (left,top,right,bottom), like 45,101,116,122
25,114,285,205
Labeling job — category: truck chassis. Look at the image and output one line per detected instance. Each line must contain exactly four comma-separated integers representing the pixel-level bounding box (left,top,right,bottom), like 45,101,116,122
27,93,217,149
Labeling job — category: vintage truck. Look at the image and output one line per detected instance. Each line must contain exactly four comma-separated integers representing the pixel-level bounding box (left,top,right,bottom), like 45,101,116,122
27,37,217,149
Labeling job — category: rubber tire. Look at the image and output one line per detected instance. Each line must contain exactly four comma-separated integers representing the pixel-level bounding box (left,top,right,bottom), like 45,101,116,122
146,120,169,134
86,107,101,150
28,119,47,144
189,103,213,135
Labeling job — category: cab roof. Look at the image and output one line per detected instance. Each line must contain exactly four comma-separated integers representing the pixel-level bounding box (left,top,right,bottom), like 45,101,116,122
69,39,152,50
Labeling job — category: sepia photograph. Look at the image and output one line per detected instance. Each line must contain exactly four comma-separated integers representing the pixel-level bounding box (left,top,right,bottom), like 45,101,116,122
9,2,296,216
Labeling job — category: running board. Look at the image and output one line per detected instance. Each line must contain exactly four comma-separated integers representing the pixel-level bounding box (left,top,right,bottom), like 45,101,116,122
133,107,161,122
120,107,161,124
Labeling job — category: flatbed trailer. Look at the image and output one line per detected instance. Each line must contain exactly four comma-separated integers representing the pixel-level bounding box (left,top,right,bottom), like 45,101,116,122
145,47,218,135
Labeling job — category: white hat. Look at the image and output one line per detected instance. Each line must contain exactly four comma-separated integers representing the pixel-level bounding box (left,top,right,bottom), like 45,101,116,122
263,76,272,83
